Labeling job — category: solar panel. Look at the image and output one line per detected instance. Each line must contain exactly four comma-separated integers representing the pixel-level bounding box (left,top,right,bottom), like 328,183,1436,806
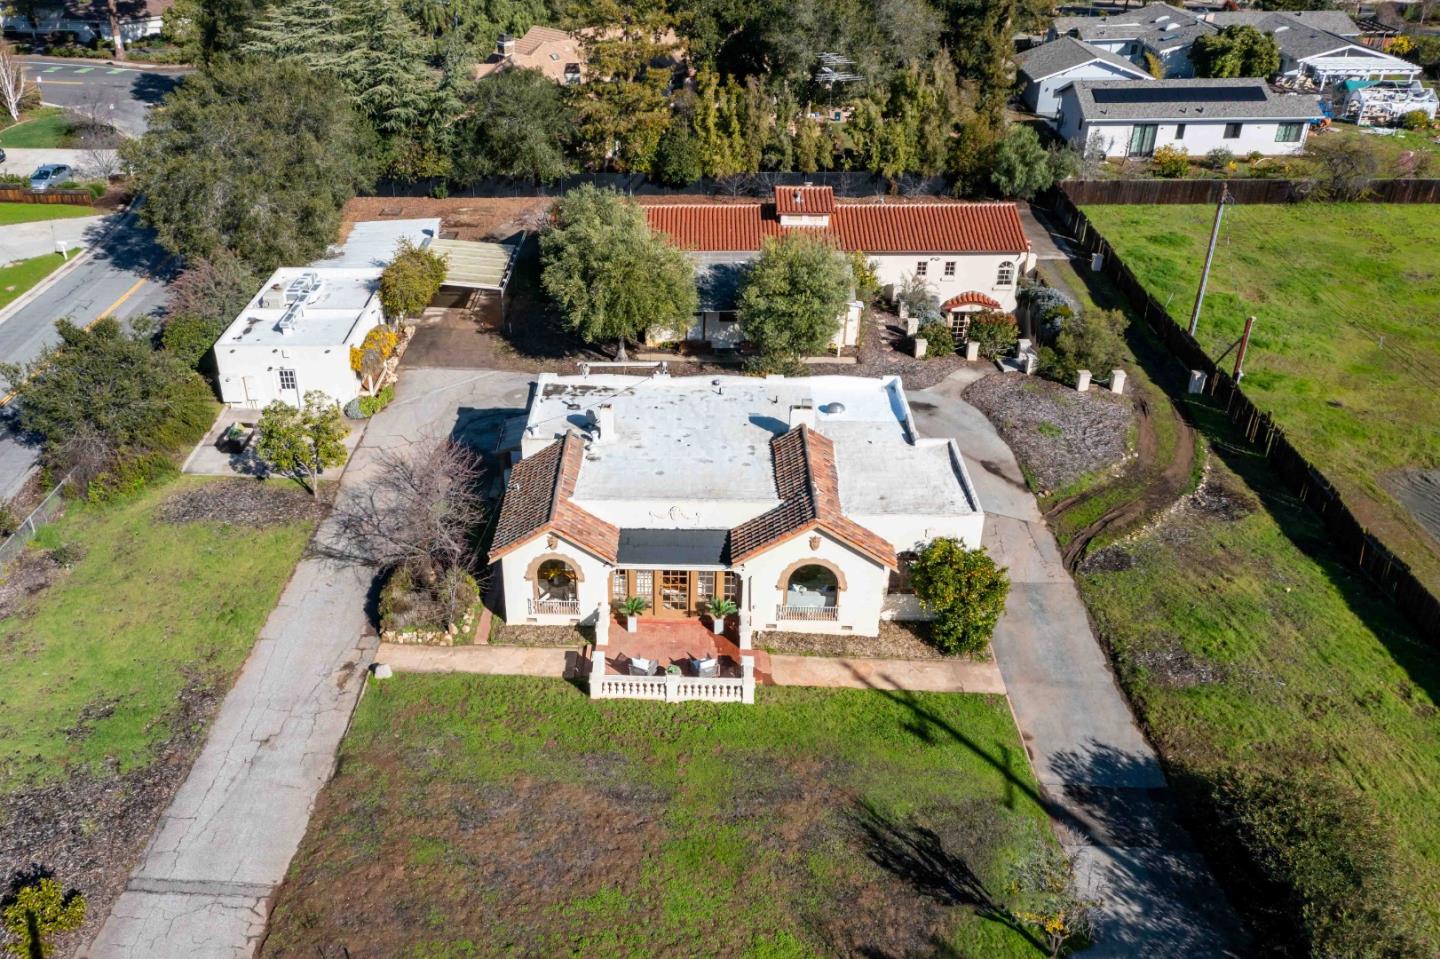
1092,85,1267,104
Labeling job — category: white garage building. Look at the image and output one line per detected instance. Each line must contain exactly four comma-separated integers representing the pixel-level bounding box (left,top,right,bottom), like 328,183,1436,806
1017,36,1154,120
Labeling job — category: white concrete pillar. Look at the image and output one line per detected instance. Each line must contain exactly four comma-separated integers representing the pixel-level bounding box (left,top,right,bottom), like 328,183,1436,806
741,655,756,705
965,340,980,362
913,337,928,359
1110,369,1127,395
1188,370,1207,394
594,602,609,646
1076,369,1091,392
737,610,752,651
589,645,606,699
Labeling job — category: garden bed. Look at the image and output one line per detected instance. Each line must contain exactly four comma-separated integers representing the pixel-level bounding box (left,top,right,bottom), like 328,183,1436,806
758,620,950,660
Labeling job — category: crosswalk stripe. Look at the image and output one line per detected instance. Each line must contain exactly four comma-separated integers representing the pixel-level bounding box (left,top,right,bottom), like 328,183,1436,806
42,66,61,73
73,67,95,74
107,68,125,74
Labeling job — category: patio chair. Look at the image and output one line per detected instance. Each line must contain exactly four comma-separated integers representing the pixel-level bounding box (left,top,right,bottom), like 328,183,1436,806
693,657,719,678
628,656,658,676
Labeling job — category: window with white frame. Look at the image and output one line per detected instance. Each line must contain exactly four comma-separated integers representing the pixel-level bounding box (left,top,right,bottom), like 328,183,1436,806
1275,122,1302,143
996,261,1015,286
943,261,956,277
278,369,297,391
915,261,928,276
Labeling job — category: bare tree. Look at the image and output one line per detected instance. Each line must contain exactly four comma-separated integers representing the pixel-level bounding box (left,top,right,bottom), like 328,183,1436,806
0,41,32,124
82,147,121,181
324,439,488,580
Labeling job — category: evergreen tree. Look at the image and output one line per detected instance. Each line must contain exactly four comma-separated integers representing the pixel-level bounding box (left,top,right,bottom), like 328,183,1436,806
453,67,575,182
1191,25,1282,78
738,233,852,368
653,117,702,186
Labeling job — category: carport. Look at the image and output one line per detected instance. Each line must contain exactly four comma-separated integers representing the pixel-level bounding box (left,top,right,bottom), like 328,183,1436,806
428,238,520,310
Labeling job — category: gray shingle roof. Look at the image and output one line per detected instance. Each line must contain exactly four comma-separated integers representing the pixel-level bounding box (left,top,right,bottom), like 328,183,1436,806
1052,2,1216,50
1016,36,1153,82
1067,78,1324,122
1206,9,1360,37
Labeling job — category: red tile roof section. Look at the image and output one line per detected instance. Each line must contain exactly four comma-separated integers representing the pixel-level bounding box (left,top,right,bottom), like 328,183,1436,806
941,291,1004,311
644,196,1029,255
775,185,837,215
490,432,620,563
729,426,897,569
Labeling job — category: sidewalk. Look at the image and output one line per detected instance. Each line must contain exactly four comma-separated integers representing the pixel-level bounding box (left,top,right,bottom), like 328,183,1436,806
768,653,1005,693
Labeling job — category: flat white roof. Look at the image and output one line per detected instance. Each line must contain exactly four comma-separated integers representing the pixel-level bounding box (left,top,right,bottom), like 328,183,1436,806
312,218,442,268
218,267,382,348
524,373,979,519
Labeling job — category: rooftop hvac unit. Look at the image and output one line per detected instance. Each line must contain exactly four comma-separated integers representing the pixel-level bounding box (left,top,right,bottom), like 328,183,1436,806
275,299,304,335
284,271,323,304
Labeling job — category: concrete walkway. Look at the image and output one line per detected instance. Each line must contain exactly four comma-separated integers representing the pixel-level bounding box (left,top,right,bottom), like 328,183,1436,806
910,369,1247,957
768,653,1005,693
84,369,536,959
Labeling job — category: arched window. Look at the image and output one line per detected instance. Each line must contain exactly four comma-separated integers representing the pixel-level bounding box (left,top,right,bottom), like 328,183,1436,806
785,564,839,609
536,559,578,604
996,261,1016,286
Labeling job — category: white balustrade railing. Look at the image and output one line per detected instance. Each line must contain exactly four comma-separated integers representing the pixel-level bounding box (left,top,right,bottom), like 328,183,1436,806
530,597,580,616
590,655,755,704
778,604,839,621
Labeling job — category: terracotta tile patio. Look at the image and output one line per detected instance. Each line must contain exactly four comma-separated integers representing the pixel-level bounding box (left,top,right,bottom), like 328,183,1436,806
597,618,772,682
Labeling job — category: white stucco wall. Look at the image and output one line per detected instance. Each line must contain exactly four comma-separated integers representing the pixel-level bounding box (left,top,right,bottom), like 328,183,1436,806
1026,60,1151,118
499,534,612,626
736,530,891,637
874,252,1027,313
216,343,369,409
1076,117,1311,157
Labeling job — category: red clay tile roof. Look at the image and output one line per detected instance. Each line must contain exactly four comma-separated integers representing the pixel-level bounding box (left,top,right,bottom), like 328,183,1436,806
775,185,837,216
643,195,1029,255
941,291,1004,311
729,426,897,569
491,432,620,563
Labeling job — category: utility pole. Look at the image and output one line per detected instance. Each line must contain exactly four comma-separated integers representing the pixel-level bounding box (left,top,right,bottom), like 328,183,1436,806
1233,315,1256,381
1188,184,1229,338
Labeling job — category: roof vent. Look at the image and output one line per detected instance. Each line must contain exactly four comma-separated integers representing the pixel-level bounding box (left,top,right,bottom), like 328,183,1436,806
822,402,846,415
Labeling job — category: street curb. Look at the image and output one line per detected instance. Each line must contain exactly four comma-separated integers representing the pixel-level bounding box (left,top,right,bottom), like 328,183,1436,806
0,202,132,332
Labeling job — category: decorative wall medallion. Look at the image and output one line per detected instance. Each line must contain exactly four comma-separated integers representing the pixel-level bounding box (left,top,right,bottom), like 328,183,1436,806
808,534,821,550
546,533,559,549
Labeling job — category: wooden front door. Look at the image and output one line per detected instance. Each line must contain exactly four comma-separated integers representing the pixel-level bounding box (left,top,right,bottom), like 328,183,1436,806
657,570,691,619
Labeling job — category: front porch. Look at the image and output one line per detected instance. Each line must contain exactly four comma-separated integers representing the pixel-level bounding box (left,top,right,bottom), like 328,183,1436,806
590,618,765,704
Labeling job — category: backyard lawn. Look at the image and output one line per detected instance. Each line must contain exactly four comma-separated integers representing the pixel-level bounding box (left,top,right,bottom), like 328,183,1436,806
1031,253,1440,948
0,477,318,792
1083,202,1440,592
262,676,1066,959
0,201,95,225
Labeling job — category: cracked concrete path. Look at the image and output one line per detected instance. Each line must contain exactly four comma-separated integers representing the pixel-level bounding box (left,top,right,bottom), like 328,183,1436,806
84,368,535,958
910,369,1248,957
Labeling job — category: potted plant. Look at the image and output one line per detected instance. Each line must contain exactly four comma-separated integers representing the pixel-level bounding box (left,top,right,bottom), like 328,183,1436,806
618,595,648,633
707,597,738,636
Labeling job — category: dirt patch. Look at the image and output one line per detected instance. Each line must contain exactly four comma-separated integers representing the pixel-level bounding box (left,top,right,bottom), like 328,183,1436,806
963,373,1133,495
1124,635,1227,690
1381,468,1440,545
0,549,63,620
757,620,950,661
156,480,330,527
0,678,222,956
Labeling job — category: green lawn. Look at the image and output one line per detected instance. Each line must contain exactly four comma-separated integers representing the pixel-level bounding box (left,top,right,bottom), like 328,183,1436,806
0,252,68,310
0,107,74,148
0,477,318,793
0,202,95,225
1083,202,1440,591
1033,253,1440,946
262,676,1065,959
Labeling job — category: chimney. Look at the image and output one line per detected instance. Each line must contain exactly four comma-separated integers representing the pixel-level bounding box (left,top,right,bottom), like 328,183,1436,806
792,189,803,207
788,403,815,430
497,33,516,57
593,404,617,444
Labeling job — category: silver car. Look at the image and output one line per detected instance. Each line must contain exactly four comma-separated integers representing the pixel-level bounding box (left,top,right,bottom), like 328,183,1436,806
29,164,73,192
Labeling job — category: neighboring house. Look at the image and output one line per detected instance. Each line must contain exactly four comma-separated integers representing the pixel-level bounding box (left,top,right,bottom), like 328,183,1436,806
1048,3,1214,77
214,268,388,410
491,373,984,639
1016,35,1154,119
643,186,1032,345
1057,77,1323,157
474,26,585,84
1261,17,1421,86
2,0,170,45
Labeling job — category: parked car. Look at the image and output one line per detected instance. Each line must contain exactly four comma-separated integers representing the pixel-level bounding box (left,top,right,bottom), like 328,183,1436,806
29,164,73,192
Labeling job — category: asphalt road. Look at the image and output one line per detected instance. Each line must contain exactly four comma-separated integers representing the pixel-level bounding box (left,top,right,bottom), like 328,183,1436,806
0,209,172,500
23,58,185,138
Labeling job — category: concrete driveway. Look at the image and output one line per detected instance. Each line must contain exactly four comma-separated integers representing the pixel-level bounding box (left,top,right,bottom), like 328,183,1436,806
0,147,117,179
909,368,1247,957
84,368,534,959
0,214,105,264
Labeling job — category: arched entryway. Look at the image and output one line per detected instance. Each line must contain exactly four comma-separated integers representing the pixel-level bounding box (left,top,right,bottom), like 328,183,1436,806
940,292,1004,339
778,560,843,622
527,554,581,614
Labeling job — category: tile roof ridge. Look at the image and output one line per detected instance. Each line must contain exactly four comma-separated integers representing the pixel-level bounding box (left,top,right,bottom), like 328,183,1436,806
547,431,578,520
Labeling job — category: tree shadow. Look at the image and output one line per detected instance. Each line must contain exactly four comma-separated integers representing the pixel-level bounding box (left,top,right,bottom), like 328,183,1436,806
128,71,182,106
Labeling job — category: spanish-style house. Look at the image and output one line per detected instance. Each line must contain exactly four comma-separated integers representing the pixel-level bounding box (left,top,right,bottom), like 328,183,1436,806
1017,35,1155,120
643,186,1032,346
490,373,984,702
474,27,587,84
1058,78,1323,158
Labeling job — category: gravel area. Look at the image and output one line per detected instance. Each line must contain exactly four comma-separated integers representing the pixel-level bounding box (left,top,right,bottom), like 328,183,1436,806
757,621,964,661
962,373,1133,494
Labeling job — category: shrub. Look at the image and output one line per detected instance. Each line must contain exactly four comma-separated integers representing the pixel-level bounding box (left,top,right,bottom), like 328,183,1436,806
896,273,941,323
1399,109,1430,131
916,321,955,358
2,876,86,958
1304,135,1379,200
0,501,17,537
1206,147,1235,171
86,451,178,505
378,238,448,319
1151,144,1191,178
1211,767,1429,958
349,325,400,393
909,538,1010,655
161,312,224,369
355,384,395,418
967,310,1019,359
1043,308,1128,385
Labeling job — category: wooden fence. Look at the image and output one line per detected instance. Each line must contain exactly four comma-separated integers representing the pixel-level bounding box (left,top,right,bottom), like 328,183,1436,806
1049,189,1440,636
1061,177,1440,205
0,186,94,206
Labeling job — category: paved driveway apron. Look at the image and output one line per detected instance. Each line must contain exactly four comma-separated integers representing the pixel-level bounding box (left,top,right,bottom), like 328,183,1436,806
910,368,1247,957
84,369,534,958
